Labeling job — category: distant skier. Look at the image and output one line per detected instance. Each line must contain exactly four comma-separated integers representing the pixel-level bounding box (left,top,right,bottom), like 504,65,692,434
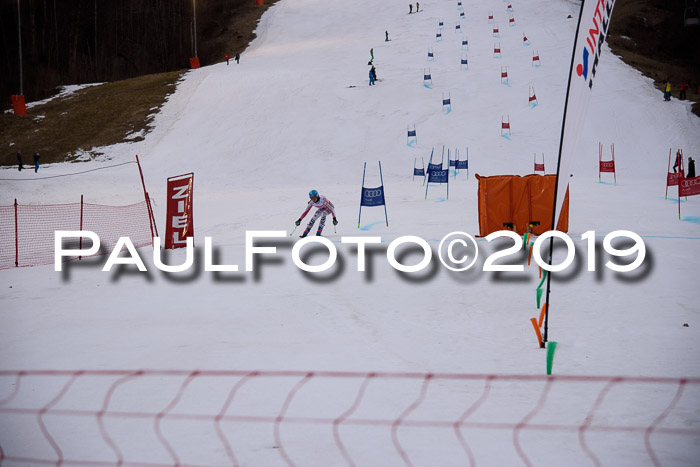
295,190,337,237
225,53,230,65
416,2,420,12
369,66,376,85
664,80,671,101
370,65,377,83
235,53,240,64
385,30,389,42
16,149,23,171
370,48,374,62
33,152,40,173
409,4,413,13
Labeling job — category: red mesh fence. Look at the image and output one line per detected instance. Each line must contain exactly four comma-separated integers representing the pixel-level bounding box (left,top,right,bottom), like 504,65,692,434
0,370,698,466
0,199,154,270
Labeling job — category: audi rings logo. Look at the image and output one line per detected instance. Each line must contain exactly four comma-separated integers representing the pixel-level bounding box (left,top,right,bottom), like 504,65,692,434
681,178,700,188
433,170,447,177
364,189,383,198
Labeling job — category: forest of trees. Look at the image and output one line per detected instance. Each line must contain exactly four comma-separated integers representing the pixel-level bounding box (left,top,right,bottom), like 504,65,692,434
0,0,264,109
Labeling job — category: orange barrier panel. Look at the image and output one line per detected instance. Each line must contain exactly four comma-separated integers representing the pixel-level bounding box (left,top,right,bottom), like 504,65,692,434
475,174,569,236
189,57,201,69
11,94,27,115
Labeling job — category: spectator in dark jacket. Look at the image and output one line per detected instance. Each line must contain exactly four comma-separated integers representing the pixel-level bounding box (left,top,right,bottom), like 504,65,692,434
688,157,696,178
33,152,40,173
16,149,23,171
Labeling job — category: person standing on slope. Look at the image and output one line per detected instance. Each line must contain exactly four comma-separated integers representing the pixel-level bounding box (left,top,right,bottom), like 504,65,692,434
688,157,696,178
295,190,337,237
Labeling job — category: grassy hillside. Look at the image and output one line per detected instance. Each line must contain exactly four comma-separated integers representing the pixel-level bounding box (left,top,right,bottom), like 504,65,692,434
0,71,184,166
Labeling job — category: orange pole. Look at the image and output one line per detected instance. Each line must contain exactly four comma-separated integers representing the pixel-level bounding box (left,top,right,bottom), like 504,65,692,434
538,303,547,328
530,318,543,347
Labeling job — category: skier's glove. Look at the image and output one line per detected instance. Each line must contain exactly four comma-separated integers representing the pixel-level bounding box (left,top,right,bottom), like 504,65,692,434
295,219,301,226
332,217,338,226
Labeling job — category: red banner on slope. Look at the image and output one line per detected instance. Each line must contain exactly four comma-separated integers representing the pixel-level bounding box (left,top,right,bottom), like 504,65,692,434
165,173,194,250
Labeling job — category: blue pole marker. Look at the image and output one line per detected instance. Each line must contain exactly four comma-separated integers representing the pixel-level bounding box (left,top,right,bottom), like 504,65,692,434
423,147,435,186
358,162,367,228
379,161,389,226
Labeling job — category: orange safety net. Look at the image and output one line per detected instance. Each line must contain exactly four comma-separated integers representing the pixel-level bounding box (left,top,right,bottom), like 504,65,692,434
475,174,569,236
1,200,154,269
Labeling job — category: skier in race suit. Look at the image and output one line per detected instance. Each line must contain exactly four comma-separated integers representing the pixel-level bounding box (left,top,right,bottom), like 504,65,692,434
295,190,337,237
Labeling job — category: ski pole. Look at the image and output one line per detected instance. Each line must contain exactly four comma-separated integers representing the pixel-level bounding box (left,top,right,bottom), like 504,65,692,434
289,224,298,236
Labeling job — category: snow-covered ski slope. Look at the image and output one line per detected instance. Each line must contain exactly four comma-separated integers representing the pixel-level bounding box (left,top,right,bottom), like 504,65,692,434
1,0,700,465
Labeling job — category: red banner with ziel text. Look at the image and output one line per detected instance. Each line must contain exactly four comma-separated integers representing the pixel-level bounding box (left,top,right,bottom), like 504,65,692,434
165,173,194,250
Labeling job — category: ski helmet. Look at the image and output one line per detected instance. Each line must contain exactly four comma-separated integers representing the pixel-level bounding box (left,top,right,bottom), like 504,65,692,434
309,189,319,199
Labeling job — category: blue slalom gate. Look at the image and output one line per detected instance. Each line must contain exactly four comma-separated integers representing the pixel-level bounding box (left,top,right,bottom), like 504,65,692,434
424,148,449,199
358,161,389,227
413,157,425,180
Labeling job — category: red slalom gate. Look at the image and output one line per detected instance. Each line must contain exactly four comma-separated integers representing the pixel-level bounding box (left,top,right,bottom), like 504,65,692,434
534,153,545,173
0,370,698,467
599,142,616,184
528,86,538,106
501,115,511,136
678,170,700,219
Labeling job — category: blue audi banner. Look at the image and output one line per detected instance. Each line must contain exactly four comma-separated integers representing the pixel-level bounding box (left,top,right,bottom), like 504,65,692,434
456,159,468,169
361,186,386,207
414,168,425,176
428,169,449,184
428,162,442,171
449,159,456,167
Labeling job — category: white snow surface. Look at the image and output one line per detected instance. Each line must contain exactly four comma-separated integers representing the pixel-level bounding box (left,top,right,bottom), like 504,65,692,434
1,0,700,465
